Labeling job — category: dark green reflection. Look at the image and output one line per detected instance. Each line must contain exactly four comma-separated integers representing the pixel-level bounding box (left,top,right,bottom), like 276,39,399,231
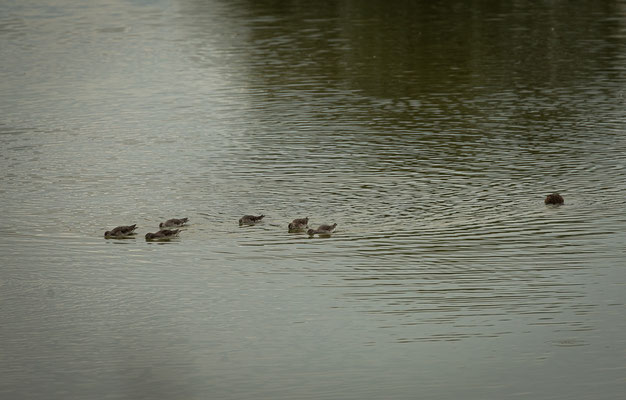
179,0,624,135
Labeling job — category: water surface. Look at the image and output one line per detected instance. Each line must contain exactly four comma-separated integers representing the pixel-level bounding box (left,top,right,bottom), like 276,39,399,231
1,1,625,399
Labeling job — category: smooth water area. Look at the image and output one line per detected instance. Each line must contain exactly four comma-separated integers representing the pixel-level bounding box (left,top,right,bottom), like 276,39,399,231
1,1,625,399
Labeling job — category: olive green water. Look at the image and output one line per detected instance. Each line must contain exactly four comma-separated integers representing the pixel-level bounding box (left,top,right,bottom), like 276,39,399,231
1,1,625,399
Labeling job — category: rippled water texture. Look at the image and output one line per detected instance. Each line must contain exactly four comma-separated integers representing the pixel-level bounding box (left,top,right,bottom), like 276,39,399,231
1,1,625,399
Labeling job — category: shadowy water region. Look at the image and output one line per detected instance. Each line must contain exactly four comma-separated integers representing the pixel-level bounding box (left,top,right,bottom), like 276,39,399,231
1,0,625,399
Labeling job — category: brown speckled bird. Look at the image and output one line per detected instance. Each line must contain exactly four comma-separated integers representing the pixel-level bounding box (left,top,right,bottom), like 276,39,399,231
288,217,309,232
239,215,265,225
159,218,188,228
307,223,337,236
104,224,137,238
145,229,180,240
545,193,564,205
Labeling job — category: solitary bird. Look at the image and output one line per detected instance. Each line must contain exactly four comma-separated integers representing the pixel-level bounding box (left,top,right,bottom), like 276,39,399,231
104,224,137,238
145,229,180,240
288,217,309,232
239,215,265,225
545,193,564,205
307,223,337,236
159,218,189,228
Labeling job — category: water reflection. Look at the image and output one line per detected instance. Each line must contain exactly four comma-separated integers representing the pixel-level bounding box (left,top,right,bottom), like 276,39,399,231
180,0,626,119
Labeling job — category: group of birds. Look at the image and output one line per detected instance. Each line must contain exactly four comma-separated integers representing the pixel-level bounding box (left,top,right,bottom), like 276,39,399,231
104,218,188,240
104,215,338,240
239,215,338,236
104,193,564,240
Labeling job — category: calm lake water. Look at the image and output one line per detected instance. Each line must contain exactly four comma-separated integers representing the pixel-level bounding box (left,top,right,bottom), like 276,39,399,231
1,0,625,399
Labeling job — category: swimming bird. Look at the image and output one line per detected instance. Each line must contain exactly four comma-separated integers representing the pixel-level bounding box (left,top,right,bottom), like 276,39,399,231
145,229,180,240
159,218,189,228
239,215,265,225
288,217,309,232
104,224,137,238
307,223,337,236
545,193,564,205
